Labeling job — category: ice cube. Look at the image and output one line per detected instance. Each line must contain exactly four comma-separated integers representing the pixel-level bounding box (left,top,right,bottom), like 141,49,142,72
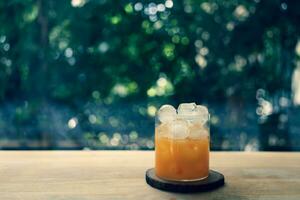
170,119,189,139
189,122,209,139
156,122,171,138
195,105,209,125
157,104,177,123
177,103,197,115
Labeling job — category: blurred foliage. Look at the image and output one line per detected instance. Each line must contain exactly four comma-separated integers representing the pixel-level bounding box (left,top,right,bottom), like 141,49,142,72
0,0,299,150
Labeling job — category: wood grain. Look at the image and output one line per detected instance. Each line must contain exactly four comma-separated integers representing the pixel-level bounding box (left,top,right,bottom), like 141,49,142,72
0,151,299,200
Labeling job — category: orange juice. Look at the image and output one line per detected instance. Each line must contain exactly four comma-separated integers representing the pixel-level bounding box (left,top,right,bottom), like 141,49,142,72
155,135,209,181
155,103,210,181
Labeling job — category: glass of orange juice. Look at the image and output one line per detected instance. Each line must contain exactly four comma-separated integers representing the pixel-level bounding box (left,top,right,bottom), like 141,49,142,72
155,103,210,181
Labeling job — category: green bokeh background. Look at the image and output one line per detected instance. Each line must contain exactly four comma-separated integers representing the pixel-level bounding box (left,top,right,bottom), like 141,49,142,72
0,0,299,150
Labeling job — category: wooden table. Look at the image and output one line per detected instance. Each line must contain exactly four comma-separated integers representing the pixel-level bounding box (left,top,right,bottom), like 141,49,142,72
0,151,299,200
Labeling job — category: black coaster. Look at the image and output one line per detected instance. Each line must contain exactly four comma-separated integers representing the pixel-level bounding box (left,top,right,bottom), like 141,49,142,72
145,168,225,193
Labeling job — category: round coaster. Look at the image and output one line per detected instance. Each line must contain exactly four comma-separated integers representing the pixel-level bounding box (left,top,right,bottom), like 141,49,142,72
145,168,225,193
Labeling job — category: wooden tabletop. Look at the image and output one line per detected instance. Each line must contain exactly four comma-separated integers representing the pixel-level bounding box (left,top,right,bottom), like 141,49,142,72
0,151,299,200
